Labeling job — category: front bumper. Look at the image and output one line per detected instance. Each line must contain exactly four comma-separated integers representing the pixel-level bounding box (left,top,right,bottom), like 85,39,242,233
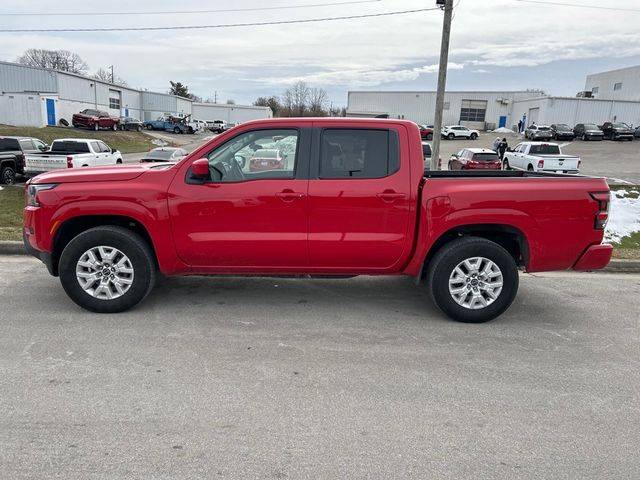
23,229,57,275
573,244,613,271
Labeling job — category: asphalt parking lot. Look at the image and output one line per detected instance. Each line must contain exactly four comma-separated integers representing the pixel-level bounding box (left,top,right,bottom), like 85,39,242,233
438,132,640,184
1,256,638,479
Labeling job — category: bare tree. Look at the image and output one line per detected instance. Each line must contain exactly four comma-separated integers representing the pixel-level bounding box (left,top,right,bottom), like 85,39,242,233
282,81,310,117
93,68,129,87
16,49,88,74
226,99,236,105
308,87,328,116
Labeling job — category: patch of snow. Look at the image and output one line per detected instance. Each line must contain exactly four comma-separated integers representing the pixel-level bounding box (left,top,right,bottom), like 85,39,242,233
604,189,640,243
490,127,516,134
0,186,3,191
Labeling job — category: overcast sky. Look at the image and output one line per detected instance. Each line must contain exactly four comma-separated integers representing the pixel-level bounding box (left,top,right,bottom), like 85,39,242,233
1,0,639,106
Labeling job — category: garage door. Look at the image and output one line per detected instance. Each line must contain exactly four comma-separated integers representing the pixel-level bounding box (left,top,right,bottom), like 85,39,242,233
528,107,539,125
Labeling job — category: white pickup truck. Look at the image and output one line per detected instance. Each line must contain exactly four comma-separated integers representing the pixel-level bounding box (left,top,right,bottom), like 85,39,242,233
24,139,123,175
502,142,580,174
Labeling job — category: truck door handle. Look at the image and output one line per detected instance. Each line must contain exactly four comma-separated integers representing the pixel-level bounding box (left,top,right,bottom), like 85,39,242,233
377,191,406,203
275,190,305,202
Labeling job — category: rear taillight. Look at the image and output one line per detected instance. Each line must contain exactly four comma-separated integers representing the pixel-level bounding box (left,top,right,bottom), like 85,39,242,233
537,160,544,169
590,192,610,230
66,156,73,168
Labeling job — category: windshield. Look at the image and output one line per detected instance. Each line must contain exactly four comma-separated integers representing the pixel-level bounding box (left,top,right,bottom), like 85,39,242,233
556,124,570,130
538,126,551,131
584,124,599,129
529,144,560,155
613,123,630,128
472,152,499,161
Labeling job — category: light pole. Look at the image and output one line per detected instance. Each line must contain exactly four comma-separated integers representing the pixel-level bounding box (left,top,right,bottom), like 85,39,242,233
108,65,114,84
431,0,453,171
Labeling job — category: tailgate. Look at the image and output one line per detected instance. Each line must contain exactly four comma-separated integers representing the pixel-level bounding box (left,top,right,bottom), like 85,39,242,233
538,155,579,171
25,154,68,173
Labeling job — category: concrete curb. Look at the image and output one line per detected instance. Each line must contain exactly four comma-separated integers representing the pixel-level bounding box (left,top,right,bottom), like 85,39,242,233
2,240,640,273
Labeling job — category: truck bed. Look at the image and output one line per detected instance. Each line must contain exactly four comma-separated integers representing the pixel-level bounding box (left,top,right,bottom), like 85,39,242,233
424,170,592,179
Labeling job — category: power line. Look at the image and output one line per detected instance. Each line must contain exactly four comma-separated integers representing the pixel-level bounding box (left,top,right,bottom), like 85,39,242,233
0,0,385,17
0,8,440,33
514,0,640,12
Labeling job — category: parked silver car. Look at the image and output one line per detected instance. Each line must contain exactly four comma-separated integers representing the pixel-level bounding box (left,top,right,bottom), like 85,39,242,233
525,125,554,141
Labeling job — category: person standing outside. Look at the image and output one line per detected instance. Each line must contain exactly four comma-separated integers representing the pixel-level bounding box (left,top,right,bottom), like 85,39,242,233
518,119,523,133
498,137,509,160
492,136,501,151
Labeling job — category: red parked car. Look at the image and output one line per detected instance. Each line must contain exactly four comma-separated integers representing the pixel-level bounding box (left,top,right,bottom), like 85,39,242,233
448,148,502,170
418,124,434,140
72,109,120,131
249,149,285,172
23,118,612,323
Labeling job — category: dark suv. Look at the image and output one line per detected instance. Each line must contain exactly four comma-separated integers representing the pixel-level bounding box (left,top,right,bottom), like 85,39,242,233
0,136,48,184
601,122,634,141
550,124,575,141
573,123,604,141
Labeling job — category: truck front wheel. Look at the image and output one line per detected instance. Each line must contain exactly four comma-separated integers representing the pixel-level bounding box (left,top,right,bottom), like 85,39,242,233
1,164,16,185
427,237,519,323
59,226,157,313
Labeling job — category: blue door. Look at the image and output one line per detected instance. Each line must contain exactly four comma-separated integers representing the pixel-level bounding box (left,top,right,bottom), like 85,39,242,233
498,116,507,128
46,99,56,126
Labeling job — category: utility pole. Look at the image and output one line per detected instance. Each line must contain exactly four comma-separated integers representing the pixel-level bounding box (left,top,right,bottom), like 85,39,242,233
431,0,453,171
214,91,218,103
108,65,114,84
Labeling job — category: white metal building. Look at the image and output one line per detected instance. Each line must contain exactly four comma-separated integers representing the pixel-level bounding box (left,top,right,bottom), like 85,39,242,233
511,96,640,128
346,90,546,130
0,60,194,127
585,65,640,101
192,102,272,124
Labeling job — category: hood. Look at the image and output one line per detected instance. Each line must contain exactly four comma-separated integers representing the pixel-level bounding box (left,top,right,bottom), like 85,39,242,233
30,164,153,184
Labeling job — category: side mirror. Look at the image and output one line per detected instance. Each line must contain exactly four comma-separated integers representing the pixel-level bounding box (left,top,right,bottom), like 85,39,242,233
39,144,48,151
191,158,209,177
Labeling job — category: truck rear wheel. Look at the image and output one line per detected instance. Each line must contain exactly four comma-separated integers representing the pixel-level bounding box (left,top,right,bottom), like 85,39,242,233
427,237,519,323
59,226,157,313
1,164,16,185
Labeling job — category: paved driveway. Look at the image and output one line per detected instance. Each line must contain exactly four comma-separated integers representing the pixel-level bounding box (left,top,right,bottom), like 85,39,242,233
1,256,638,479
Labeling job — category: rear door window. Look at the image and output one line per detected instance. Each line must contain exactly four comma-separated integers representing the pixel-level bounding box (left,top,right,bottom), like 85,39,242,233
472,152,499,161
19,139,36,151
319,129,399,179
0,138,20,152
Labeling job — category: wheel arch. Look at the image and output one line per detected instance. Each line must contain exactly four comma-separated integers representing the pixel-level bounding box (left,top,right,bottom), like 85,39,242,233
420,223,530,278
50,215,158,276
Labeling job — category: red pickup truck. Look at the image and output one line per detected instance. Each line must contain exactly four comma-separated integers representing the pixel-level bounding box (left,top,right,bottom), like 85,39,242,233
72,109,120,131
23,118,613,323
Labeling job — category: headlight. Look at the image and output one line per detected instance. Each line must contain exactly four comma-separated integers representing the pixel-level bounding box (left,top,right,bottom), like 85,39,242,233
27,184,57,207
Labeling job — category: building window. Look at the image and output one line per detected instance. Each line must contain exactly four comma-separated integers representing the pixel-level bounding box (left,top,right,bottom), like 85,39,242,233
459,99,487,122
591,87,599,94
613,82,623,91
108,89,121,110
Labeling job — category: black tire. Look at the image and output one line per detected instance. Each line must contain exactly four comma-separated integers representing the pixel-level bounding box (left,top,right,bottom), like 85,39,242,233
527,164,534,171
582,134,587,141
503,159,511,170
427,237,519,323
112,124,118,131
1,164,16,185
59,118,69,127
59,226,157,313
188,127,194,134
146,124,153,130
137,125,143,132
470,133,478,140
447,133,455,140
173,127,180,134
426,133,433,141
116,158,122,164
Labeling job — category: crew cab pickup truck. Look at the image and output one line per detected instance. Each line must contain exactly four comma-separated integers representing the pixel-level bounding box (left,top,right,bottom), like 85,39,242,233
0,136,49,184
24,139,123,175
72,109,120,131
23,118,612,323
502,142,581,174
